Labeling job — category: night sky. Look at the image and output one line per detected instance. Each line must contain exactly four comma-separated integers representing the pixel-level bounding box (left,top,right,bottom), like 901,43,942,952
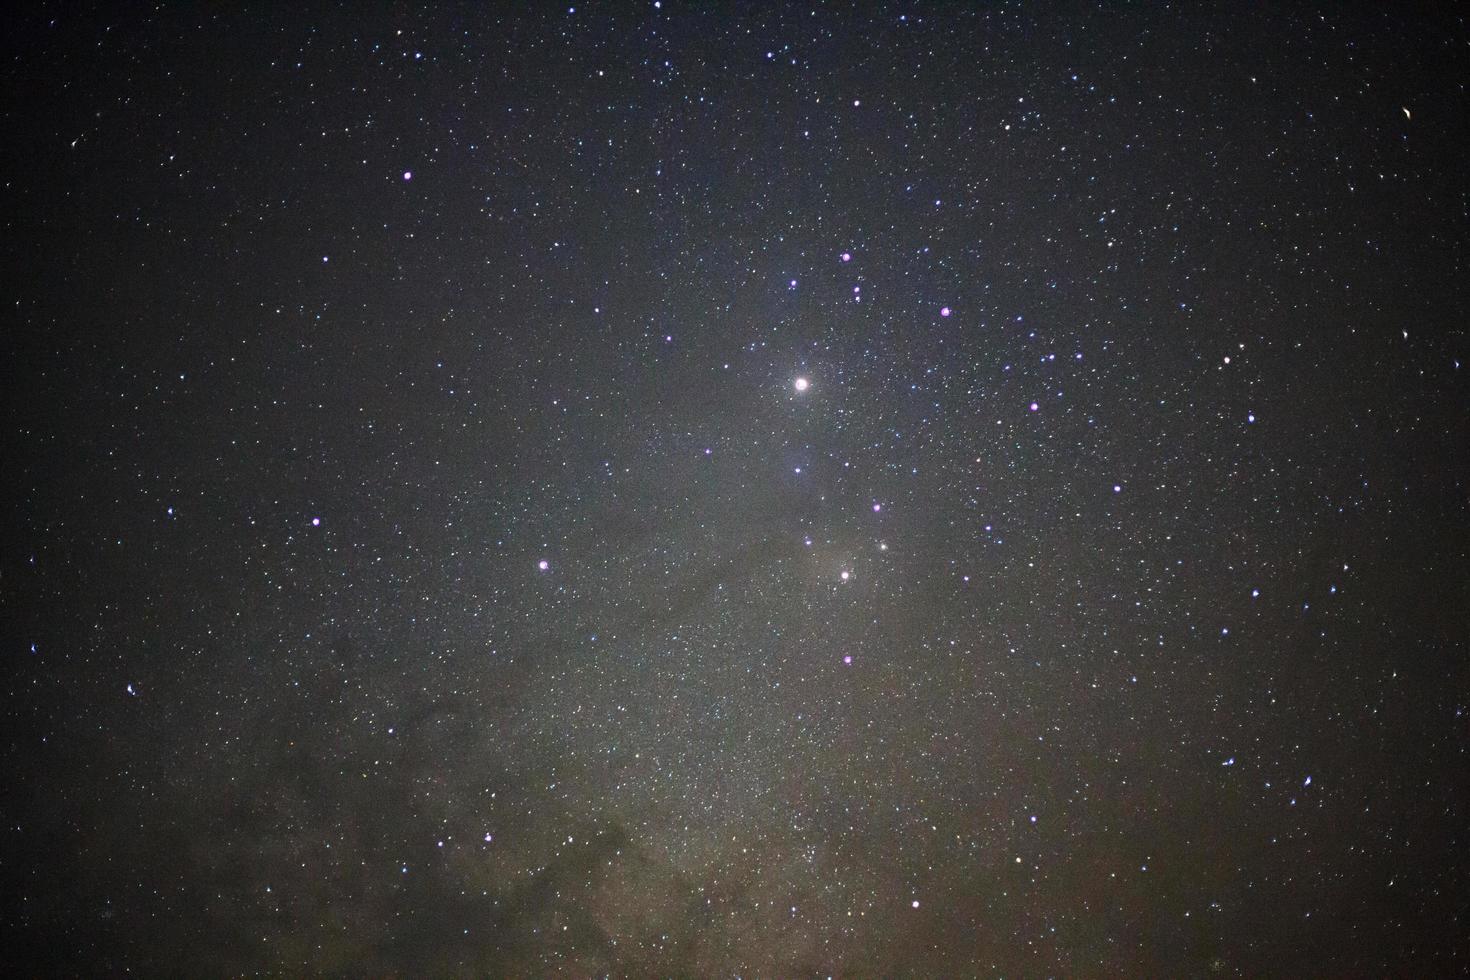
5,3,1469,976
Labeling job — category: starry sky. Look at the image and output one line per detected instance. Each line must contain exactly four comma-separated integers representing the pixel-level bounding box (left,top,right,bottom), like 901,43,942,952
4,3,1469,976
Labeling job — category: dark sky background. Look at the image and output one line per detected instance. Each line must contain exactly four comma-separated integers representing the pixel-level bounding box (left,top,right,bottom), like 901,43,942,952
4,3,1468,976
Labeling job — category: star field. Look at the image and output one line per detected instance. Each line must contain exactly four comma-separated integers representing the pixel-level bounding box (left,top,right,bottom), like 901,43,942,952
4,4,1468,975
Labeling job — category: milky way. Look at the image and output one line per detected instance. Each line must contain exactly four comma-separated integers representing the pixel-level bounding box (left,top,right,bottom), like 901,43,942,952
4,4,1468,975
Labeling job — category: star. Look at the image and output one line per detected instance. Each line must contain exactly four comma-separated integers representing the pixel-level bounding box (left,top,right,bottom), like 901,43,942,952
793,376,809,392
